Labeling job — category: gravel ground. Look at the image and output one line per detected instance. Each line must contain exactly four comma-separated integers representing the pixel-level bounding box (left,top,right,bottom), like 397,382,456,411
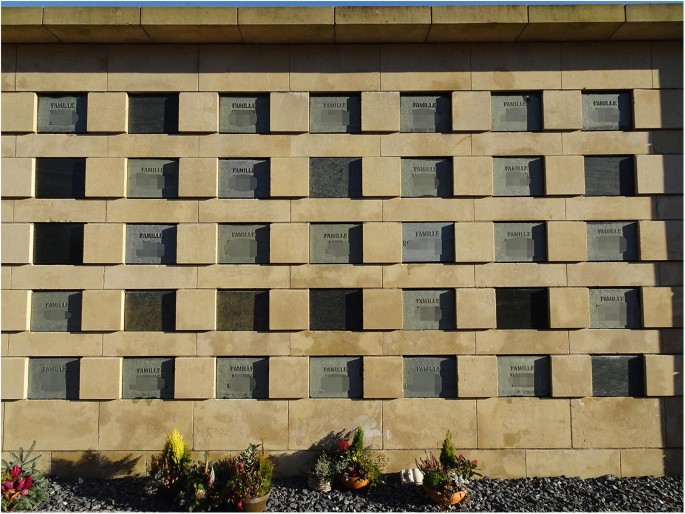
42,474,683,512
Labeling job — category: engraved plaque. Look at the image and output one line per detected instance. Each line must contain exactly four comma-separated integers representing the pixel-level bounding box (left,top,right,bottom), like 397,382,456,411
31,291,81,332
310,224,363,264
216,290,269,331
584,156,635,196
310,95,361,134
28,358,79,400
403,356,457,398
587,222,638,261
126,159,178,199
493,157,544,197
218,224,269,264
582,92,632,131
126,224,176,264
592,355,644,397
495,222,546,262
216,357,269,399
37,94,87,133
402,222,455,263
218,159,270,199
496,288,549,329
33,223,84,265
400,95,451,133
403,289,456,331
309,289,363,331
589,288,641,329
123,357,174,399
491,93,542,132
310,356,363,398
35,158,86,199
128,94,178,134
498,356,550,397
219,95,269,134
309,158,362,198
124,290,176,332
401,158,452,198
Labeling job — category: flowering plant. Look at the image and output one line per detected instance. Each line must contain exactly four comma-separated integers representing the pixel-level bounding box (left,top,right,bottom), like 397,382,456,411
327,427,386,489
214,441,274,509
147,429,193,500
1,441,49,511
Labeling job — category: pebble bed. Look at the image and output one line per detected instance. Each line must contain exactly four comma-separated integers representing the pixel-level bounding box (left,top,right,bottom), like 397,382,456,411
43,474,683,512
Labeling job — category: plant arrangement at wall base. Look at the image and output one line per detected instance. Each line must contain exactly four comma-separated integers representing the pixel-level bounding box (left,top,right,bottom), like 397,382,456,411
1,441,49,512
415,431,481,506
146,429,193,501
213,442,274,512
327,427,387,491
307,453,333,493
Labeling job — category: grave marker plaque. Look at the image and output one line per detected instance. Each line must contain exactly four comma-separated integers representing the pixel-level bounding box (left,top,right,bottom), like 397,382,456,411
402,222,455,263
126,159,179,198
496,288,549,329
582,92,632,131
28,358,79,399
309,158,362,198
587,222,638,261
37,94,87,133
126,224,176,264
589,288,640,329
216,290,269,331
124,290,176,332
401,158,452,198
310,356,363,398
309,289,363,331
310,95,361,133
403,289,456,331
123,357,174,399
310,224,362,264
219,95,269,133
403,356,457,398
31,291,81,332
218,159,270,198
400,95,451,133
584,156,635,196
216,357,269,399
218,224,269,264
128,94,178,134
493,157,544,197
498,356,550,397
33,223,84,265
491,93,542,132
35,158,86,199
495,222,546,262
592,355,644,397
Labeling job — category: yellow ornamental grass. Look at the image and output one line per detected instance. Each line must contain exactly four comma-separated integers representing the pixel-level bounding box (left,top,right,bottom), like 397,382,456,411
164,429,191,467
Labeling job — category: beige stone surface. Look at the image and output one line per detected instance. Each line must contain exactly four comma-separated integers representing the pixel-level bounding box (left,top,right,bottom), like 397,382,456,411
42,7,148,43
268,357,308,398
194,400,289,450
642,287,683,328
199,45,289,91
178,158,217,198
543,90,582,130
16,134,108,157
290,44,379,91
471,43,560,90
1,44,16,90
1,92,36,132
2,135,16,157
270,158,309,197
197,265,290,289
102,333,195,357
633,89,683,129
16,45,107,91
474,197,564,221
140,7,240,43
288,400,382,450
291,134,380,157
475,263,566,287
457,355,497,397
363,356,403,398
291,199,382,222
570,329,660,354
383,264,474,288
1,357,28,400
106,199,198,222
81,290,124,332
82,223,125,264
50,451,147,479
270,223,308,264
2,8,56,43
526,449,620,478
238,7,334,44
457,288,496,329
614,4,683,40
382,198,473,221
176,289,216,331
363,222,402,263
7,332,103,357
565,197,653,221
551,355,592,398
1,158,34,198
665,396,682,448
639,221,683,261
645,355,682,397
452,91,491,132
103,265,196,290
361,92,400,132
199,198,289,223
455,222,494,262
178,92,218,133
377,448,526,477
335,7,430,43
549,288,589,328
176,224,217,264
291,331,383,356
545,156,584,196
174,357,215,399
2,223,32,264
363,289,402,330
472,133,563,156
10,265,104,290
87,92,127,133
561,42,652,89
522,5,624,41
546,221,586,262
380,44,470,90
383,399,477,449
13,199,106,222
562,131,651,155
477,330,568,355
383,331,475,355
270,92,308,132
453,157,493,197
652,42,682,89
197,331,290,356
79,357,122,400
85,158,126,198
621,449,684,477
429,5,526,42
636,155,683,195
2,200,14,222
107,134,199,158
571,398,664,448
108,45,198,91
380,133,470,156
362,157,401,198
4,401,99,450
2,267,11,290
196,134,286,158
269,289,308,330
566,262,657,287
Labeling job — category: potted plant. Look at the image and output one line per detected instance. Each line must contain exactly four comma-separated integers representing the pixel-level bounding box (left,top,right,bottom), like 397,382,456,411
147,429,193,501
1,441,49,512
307,453,333,493
415,431,481,506
214,442,274,512
328,427,386,491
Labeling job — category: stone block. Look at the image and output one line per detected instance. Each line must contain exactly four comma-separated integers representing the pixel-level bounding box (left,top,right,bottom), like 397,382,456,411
544,155,584,196
79,357,122,400
452,91,491,132
526,450,620,478
633,89,682,129
199,45,289,92
128,94,179,134
179,92,218,133
270,157,308,197
310,223,362,264
175,289,216,331
636,155,683,195
81,290,124,332
456,288,496,329
197,332,288,357
363,356,403,399
309,289,363,331
30,291,81,332
126,158,178,199
124,290,176,332
176,223,216,265
1,92,36,133
403,356,457,398
403,289,455,331
645,355,682,397
551,355,592,398
363,289,402,330
493,156,544,197
1,158,34,198
582,92,632,131
496,288,549,329
362,157,401,198
584,156,635,196
87,92,127,133
28,357,79,400
309,94,361,133
381,133,470,157
219,94,269,134
402,222,454,263
126,224,176,264
549,287,589,329
16,45,107,92
363,222,402,263
592,355,644,397
37,94,86,133
400,94,451,133
291,45,379,92
7,332,102,358
642,287,683,328
216,357,269,399
178,158,218,198
498,356,550,397
380,44,470,90
83,223,125,264
491,93,542,132
216,290,269,331
589,288,641,329
621,449,683,477
495,222,546,262
383,264,474,289
217,223,269,264
384,331,474,356
563,131,650,156
401,158,452,198
122,357,175,399
197,265,290,290
2,223,32,264
361,91,400,132
310,356,363,398
454,222,494,263
457,355,497,398
452,157,492,197
472,42,561,90
269,357,309,399
33,222,84,265
335,6,430,42
546,221,586,262
270,223,308,264
270,92,308,133
85,158,126,198
309,157,362,198
11,265,104,291
35,158,86,199
542,90,581,130
2,358,28,400
269,289,308,331
587,221,638,262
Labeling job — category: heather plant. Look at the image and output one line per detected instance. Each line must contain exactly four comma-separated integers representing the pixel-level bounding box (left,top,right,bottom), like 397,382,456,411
327,427,387,489
147,429,193,500
213,442,274,510
1,441,49,512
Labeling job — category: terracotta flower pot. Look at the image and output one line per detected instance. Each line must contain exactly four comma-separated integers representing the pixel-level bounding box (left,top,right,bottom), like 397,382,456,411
422,486,467,506
307,474,332,493
242,490,271,512
340,476,370,490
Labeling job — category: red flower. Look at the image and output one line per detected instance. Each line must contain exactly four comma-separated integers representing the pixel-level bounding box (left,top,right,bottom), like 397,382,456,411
15,477,26,491
24,475,32,489
9,466,21,479
337,440,350,451
2,481,13,491
237,500,243,509
472,460,478,466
